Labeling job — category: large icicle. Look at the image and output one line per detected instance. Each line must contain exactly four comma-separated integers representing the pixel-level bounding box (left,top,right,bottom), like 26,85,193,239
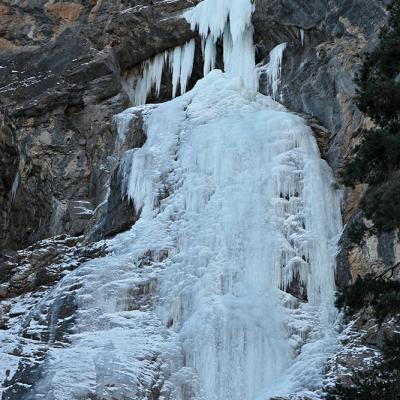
184,0,257,90
170,46,182,99
202,35,216,76
264,43,287,101
130,39,196,106
179,39,196,95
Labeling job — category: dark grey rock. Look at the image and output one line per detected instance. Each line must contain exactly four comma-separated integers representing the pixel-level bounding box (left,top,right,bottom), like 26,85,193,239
377,231,396,267
0,235,107,299
255,0,389,173
0,0,196,251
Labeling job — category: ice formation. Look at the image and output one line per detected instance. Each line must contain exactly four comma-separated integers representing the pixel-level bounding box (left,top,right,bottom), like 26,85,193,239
0,1,343,399
263,43,287,101
129,39,196,106
124,71,342,400
128,0,258,105
184,0,257,90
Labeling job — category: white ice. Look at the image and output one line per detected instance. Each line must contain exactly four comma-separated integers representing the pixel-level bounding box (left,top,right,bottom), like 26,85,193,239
262,43,287,101
185,0,257,91
125,70,342,400
130,39,195,106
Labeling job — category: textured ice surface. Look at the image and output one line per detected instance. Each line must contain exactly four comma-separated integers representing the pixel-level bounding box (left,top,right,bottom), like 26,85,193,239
128,0,257,105
123,70,342,400
129,40,196,106
262,43,287,101
1,70,342,400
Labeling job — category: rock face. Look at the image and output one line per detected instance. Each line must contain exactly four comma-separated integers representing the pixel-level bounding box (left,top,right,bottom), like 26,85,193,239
0,235,107,301
0,0,197,251
2,0,396,273
253,0,399,287
0,0,398,398
2,0,397,280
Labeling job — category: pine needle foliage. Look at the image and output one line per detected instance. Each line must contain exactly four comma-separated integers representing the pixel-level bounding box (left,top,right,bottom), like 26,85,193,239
335,274,400,323
342,0,400,232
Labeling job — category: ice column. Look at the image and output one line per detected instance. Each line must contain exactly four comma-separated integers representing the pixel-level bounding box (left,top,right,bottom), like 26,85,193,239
185,0,257,90
131,39,195,106
265,43,287,100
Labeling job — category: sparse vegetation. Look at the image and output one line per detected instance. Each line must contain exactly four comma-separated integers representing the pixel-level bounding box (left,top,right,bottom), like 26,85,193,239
346,218,367,245
335,270,400,323
326,333,400,400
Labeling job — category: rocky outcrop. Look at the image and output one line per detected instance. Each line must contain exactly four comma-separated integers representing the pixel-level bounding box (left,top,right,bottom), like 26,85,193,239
337,220,400,286
0,235,107,400
255,0,390,171
0,0,198,251
0,235,107,301
325,309,398,394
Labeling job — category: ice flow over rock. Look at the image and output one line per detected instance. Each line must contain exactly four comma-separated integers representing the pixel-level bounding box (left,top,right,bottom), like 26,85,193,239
124,69,342,400
129,0,258,105
0,1,343,399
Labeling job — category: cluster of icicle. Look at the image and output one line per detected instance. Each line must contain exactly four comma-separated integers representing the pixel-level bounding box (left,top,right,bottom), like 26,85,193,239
125,40,196,106
126,0,258,105
185,0,257,90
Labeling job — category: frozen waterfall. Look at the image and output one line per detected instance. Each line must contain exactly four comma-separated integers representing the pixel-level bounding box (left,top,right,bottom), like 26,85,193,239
0,1,343,399
125,70,342,400
11,70,342,400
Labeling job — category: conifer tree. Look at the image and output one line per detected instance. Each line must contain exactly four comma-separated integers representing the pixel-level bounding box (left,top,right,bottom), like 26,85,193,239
343,0,400,232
